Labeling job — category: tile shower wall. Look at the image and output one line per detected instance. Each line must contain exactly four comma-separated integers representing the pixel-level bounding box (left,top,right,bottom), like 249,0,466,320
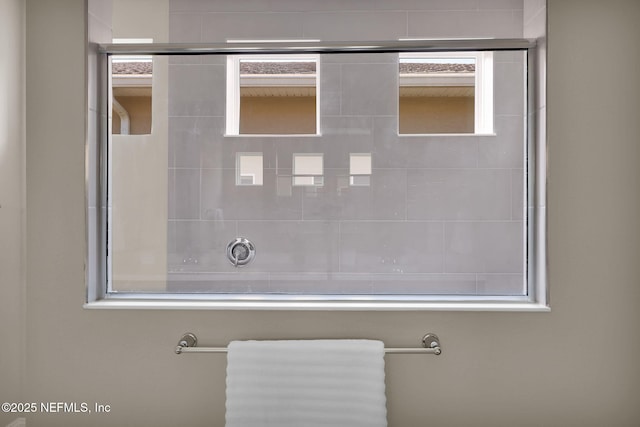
167,0,526,295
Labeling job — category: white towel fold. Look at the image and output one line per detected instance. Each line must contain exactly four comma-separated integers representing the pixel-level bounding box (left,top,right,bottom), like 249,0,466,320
225,339,387,427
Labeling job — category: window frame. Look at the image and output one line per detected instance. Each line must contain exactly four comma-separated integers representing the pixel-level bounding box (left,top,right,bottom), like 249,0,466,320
398,51,494,135
225,54,321,136
110,39,154,136
87,39,547,311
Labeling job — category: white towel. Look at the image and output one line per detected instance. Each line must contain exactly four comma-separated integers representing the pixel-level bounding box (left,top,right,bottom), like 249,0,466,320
225,339,387,427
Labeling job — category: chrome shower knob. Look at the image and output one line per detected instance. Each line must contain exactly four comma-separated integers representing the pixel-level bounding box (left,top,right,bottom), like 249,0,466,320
226,237,256,267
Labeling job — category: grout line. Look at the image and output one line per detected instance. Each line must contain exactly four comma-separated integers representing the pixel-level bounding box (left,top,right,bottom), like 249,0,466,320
404,168,408,221
198,168,202,220
338,221,342,273
475,273,479,294
442,222,447,274
405,11,410,38
338,65,343,116
510,168,514,220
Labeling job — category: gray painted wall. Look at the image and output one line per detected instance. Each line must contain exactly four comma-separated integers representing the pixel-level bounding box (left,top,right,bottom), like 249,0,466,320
0,1,25,424
9,0,640,426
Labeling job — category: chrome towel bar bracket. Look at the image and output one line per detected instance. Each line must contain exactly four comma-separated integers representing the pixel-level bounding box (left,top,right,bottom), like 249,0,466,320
175,332,442,355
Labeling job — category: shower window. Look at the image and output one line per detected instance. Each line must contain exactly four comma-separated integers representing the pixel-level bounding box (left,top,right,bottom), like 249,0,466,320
111,39,153,135
226,55,320,136
88,39,546,310
398,52,493,135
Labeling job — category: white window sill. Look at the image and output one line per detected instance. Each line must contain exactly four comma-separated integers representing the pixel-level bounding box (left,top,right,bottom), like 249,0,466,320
224,133,322,138
398,133,497,137
84,297,550,312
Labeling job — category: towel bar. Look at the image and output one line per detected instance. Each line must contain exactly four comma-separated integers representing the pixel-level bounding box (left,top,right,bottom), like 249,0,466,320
175,332,442,355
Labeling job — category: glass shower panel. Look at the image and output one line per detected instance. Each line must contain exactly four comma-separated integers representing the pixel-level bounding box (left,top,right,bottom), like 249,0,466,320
108,50,527,298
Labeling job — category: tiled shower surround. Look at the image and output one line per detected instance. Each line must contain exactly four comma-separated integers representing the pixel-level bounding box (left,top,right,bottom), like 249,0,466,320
166,0,528,295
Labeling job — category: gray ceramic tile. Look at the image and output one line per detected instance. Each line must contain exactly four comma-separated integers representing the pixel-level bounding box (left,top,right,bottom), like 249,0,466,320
407,169,512,220
373,118,479,169
495,60,526,117
201,169,302,221
408,10,521,38
237,221,340,273
371,273,477,295
201,13,303,42
322,116,374,138
170,0,269,12
494,50,526,64
302,12,406,41
481,0,524,10
477,115,525,168
169,220,237,271
201,56,227,65
511,9,524,36
340,222,444,273
168,169,175,218
303,169,407,220
265,137,337,171
168,64,226,117
406,136,479,169
268,273,374,294
169,55,203,65
512,169,525,220
341,63,397,116
445,221,524,273
167,220,176,253
170,0,480,13
171,169,200,219
89,0,113,23
169,13,201,43
524,10,545,37
405,0,480,10
201,134,250,169
320,117,374,168
369,117,405,169
476,273,526,295
523,0,546,26
169,116,224,168
203,136,281,170
161,1,534,294
319,63,342,117
322,53,397,64
167,273,272,293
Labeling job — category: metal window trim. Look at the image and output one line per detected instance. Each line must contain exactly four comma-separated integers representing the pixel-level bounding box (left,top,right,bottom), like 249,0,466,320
87,38,547,310
98,38,535,56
